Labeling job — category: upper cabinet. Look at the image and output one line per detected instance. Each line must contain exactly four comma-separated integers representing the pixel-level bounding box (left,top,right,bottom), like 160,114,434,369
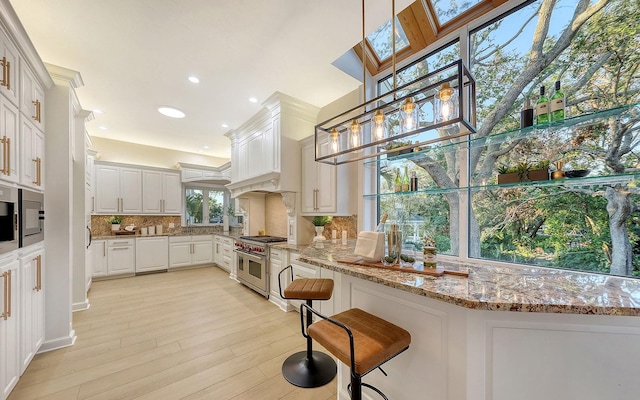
0,95,18,183
94,162,184,215
142,170,181,214
19,64,44,132
300,135,355,216
95,164,143,214
0,28,19,106
19,117,43,189
225,92,319,198
178,162,230,183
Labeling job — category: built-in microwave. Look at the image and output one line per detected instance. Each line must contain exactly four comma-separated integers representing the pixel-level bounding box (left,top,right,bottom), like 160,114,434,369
0,184,18,254
19,189,44,247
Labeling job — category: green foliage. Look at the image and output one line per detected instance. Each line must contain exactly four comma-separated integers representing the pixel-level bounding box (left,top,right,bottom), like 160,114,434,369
312,216,331,226
108,215,122,224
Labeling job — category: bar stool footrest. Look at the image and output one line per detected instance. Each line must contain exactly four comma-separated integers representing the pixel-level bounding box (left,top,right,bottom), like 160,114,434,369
282,350,337,388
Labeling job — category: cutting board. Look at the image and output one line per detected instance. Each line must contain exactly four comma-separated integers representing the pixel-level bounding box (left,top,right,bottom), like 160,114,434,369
336,257,469,278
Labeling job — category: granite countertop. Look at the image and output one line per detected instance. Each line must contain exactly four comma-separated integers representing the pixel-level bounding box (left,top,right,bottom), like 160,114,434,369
93,231,242,241
297,240,640,316
270,242,309,252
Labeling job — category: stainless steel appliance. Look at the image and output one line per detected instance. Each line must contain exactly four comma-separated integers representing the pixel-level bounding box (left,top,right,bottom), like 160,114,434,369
0,184,18,254
234,235,287,298
19,189,44,247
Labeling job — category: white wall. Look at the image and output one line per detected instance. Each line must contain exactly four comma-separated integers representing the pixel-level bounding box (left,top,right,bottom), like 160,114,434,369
90,137,229,169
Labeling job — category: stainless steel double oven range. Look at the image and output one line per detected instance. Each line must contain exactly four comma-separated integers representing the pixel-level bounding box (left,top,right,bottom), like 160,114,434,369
0,183,44,255
234,235,287,298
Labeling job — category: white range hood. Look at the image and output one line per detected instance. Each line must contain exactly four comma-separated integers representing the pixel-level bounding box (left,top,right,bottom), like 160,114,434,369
225,92,319,198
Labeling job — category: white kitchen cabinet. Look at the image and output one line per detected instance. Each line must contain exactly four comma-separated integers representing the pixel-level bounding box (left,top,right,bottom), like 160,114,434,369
20,117,44,189
300,136,355,216
106,238,135,275
19,63,44,132
269,247,285,301
135,236,168,273
213,235,234,272
91,240,107,278
169,235,213,269
0,256,19,399
0,30,19,106
19,247,44,375
142,170,181,214
95,164,142,214
0,95,18,184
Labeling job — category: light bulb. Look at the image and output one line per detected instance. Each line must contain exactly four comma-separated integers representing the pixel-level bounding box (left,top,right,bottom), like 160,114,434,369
329,128,340,153
349,119,361,148
372,109,386,141
435,82,457,123
400,98,417,132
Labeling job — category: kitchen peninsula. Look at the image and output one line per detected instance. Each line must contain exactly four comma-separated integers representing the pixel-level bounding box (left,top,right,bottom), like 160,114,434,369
296,240,640,400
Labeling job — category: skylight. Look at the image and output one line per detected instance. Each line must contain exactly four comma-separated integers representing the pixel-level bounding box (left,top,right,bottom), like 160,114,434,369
366,17,410,61
429,0,484,25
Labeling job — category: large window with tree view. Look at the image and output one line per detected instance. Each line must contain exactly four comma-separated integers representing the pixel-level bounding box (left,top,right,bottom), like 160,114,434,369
377,0,640,277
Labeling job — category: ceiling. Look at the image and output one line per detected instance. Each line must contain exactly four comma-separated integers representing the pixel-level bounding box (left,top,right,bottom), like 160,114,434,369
10,0,415,161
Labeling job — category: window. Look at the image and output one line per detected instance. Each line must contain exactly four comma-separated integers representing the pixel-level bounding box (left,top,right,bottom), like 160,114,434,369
376,0,640,277
185,185,227,224
367,17,410,62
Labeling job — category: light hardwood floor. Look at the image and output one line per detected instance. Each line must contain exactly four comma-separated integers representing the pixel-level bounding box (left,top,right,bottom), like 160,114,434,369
9,266,337,400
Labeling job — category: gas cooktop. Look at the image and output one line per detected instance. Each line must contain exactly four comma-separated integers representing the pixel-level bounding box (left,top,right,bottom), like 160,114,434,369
239,235,287,243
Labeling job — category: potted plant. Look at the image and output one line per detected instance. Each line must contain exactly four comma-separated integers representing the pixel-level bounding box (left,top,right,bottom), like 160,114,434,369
497,160,550,184
108,215,123,231
312,216,331,240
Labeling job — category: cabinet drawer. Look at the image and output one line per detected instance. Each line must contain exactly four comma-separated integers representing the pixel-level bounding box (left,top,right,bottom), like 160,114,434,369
192,235,213,242
169,235,192,243
222,237,234,246
270,248,283,261
290,261,318,280
108,238,134,247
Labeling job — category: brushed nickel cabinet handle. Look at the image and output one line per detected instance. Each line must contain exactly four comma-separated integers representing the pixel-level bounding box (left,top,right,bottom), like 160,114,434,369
33,256,39,291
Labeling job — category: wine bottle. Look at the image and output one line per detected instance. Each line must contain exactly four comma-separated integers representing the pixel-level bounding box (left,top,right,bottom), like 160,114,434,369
410,171,418,191
520,97,534,128
401,166,410,192
375,213,388,232
550,80,565,122
536,86,549,125
394,168,402,192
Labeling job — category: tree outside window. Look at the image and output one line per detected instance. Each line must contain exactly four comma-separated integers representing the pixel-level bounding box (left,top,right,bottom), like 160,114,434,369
185,186,226,224
378,0,640,277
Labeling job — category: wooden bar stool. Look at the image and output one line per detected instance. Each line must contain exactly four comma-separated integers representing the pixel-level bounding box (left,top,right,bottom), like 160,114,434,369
304,306,411,400
278,265,337,388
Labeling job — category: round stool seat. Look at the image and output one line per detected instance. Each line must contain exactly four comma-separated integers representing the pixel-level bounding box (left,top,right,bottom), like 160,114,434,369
283,278,334,301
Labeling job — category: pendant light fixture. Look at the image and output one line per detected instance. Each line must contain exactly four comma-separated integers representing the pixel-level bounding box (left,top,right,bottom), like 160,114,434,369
435,82,458,123
314,1,477,165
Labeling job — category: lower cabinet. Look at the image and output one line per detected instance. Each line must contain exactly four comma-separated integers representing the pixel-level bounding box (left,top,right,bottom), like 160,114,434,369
1,244,45,400
91,239,135,278
214,235,234,272
169,235,213,269
107,239,135,275
135,237,168,273
19,247,44,375
1,256,19,400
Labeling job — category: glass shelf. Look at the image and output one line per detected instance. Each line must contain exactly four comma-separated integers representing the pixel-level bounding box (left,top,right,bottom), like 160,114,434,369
471,172,640,192
469,102,640,149
364,186,463,199
363,102,640,200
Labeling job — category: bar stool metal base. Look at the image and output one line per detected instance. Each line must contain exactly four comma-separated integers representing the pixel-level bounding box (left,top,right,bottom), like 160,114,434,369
282,350,337,388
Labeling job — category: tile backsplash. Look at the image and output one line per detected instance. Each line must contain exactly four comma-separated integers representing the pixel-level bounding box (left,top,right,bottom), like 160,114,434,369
90,215,241,237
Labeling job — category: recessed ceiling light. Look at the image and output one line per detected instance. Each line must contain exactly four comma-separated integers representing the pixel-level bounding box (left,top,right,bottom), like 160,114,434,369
248,97,258,103
221,123,229,128
98,126,107,130
158,106,185,118
92,109,103,114
204,145,209,149
188,76,200,84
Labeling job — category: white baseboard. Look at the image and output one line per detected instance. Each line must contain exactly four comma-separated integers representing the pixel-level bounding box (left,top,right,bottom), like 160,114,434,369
38,330,77,354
